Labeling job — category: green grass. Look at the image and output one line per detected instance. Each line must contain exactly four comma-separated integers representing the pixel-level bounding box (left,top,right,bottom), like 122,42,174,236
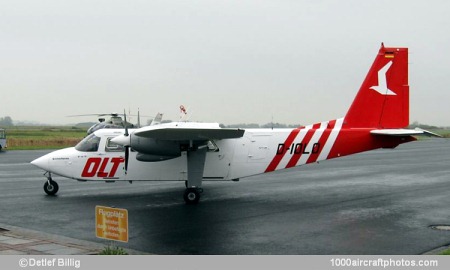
4,126,87,150
440,248,450,255
99,245,128,255
435,130,450,138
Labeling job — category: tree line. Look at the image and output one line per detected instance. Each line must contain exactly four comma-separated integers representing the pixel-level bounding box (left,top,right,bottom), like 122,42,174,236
0,116,13,126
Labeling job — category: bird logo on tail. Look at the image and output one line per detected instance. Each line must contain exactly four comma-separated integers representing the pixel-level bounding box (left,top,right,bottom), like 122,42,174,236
370,61,396,95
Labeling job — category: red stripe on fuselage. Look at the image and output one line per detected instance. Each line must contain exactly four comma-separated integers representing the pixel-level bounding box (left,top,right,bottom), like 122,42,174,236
264,128,301,173
306,119,337,164
285,123,321,168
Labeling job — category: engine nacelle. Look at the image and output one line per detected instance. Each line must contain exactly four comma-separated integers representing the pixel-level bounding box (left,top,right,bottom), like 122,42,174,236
136,153,178,162
130,135,181,157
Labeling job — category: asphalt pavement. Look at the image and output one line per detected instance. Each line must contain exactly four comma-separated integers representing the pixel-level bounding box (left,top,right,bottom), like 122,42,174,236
0,139,449,255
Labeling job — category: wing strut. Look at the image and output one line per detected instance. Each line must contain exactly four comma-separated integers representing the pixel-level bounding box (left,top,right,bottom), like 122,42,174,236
183,145,207,204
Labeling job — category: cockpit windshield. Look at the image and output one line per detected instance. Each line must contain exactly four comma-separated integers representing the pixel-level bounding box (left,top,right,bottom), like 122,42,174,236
75,133,101,152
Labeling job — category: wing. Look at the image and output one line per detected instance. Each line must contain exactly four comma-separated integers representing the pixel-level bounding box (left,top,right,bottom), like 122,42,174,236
129,123,245,193
134,124,245,141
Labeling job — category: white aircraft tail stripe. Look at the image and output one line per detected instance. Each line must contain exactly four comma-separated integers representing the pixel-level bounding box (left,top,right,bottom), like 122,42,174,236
316,118,344,162
296,121,328,166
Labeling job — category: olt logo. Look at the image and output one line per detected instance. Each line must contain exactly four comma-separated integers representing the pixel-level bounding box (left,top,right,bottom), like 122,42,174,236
81,157,124,178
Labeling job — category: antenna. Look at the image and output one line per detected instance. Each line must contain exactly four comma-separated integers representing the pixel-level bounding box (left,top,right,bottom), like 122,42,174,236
271,115,274,130
180,105,188,122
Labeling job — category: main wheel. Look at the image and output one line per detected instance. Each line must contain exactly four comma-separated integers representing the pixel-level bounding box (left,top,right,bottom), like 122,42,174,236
183,188,200,205
44,180,59,195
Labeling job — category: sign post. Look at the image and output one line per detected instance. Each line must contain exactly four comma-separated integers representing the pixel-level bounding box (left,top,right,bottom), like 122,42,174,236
95,206,128,243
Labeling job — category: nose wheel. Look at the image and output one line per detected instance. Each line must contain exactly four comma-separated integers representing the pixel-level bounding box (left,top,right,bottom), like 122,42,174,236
43,172,59,196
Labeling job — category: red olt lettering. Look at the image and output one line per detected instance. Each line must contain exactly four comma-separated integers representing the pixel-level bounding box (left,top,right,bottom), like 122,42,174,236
81,157,125,178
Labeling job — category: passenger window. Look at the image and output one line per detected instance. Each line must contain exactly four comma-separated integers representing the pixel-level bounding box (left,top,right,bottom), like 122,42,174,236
105,138,125,152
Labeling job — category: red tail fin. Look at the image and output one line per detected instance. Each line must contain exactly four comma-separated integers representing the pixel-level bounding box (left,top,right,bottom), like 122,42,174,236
344,44,409,128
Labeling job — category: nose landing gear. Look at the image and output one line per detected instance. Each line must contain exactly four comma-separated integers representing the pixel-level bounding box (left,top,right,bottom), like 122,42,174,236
43,172,59,196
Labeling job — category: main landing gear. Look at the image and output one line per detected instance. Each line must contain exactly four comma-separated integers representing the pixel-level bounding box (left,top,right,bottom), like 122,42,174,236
43,172,59,196
182,146,207,205
183,187,203,205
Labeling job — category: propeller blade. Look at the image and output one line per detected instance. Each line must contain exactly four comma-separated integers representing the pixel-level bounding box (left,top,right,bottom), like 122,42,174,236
124,146,129,174
123,109,129,136
122,109,130,174
137,108,141,128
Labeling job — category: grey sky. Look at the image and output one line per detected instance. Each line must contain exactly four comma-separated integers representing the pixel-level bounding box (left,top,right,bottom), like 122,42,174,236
1,0,449,126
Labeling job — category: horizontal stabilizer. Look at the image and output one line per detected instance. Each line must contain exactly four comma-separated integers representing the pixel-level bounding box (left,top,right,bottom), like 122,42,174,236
370,128,442,137
135,127,245,141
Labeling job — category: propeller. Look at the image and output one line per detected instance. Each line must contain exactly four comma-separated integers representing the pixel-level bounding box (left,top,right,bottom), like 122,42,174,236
123,110,130,174
137,108,141,128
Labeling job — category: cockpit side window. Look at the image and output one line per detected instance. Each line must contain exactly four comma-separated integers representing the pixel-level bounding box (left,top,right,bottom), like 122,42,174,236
75,133,101,152
105,137,125,152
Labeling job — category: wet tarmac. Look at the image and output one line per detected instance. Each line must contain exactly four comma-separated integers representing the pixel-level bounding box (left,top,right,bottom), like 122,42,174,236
0,139,449,254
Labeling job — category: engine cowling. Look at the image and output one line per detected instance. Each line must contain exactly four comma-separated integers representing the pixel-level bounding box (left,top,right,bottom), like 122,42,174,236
136,153,178,162
130,135,210,162
130,136,181,157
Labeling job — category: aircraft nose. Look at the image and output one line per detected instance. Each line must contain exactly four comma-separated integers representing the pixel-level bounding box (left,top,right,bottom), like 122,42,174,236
30,155,50,171
111,134,131,147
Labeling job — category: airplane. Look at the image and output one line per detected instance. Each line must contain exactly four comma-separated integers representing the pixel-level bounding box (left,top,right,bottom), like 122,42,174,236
31,44,441,204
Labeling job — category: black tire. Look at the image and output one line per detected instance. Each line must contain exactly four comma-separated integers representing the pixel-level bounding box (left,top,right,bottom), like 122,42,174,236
183,188,200,205
44,180,59,196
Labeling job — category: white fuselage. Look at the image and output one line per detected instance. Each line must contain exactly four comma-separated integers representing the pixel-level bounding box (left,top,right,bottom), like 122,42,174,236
31,122,341,183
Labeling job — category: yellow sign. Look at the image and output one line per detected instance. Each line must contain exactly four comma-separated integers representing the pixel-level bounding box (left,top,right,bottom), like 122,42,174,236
95,206,128,242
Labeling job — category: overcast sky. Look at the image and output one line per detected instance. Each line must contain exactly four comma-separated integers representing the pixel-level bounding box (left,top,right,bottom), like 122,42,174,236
1,0,449,126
